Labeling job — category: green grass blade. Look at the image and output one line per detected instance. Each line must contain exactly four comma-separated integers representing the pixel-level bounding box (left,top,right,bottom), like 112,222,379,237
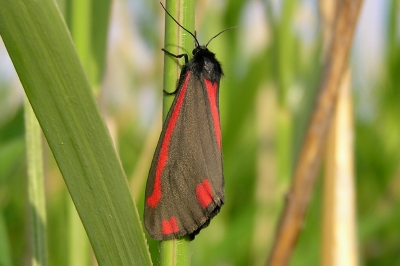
0,0,152,265
65,0,112,263
25,98,48,266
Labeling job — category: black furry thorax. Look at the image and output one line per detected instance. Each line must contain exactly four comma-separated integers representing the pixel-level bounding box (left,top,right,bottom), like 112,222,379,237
187,46,223,83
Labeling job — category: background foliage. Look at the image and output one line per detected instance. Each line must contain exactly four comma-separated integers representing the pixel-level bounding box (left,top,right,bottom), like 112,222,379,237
0,0,399,265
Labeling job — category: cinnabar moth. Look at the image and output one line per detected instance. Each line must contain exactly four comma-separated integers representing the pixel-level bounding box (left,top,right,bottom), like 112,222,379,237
144,3,233,241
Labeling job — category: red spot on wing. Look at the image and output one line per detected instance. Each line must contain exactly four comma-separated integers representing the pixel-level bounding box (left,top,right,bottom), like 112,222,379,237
162,217,179,235
146,72,192,208
204,79,221,149
196,179,213,208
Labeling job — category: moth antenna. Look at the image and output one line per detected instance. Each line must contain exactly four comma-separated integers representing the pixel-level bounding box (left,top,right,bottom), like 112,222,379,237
205,26,237,47
194,30,198,46
160,2,200,47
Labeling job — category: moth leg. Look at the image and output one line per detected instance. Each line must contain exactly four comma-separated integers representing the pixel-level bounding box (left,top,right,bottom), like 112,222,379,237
161,49,189,95
163,89,177,96
161,49,189,63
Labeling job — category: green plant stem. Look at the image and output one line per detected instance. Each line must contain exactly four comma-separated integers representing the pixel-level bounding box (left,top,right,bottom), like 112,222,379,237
276,0,296,106
160,0,194,265
160,238,190,266
162,0,194,117
276,0,295,187
25,98,48,266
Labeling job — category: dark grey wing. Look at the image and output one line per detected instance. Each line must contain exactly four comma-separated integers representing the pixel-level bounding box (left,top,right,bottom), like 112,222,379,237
144,73,224,240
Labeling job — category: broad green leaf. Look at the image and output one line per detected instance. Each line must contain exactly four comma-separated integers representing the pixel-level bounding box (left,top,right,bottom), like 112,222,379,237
0,0,152,265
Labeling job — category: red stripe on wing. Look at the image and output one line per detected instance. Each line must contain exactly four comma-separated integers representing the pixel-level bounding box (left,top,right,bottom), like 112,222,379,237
162,216,179,235
196,179,213,208
146,72,192,208
204,79,221,149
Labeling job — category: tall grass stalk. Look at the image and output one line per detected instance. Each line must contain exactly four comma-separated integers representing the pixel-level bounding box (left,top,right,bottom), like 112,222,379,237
160,0,195,265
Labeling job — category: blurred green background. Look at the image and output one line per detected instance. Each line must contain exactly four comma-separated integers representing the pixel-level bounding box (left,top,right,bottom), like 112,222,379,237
1,0,399,265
